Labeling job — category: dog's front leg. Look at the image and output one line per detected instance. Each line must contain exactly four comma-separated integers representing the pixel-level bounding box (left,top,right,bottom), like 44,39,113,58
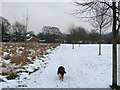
61,76,64,81
60,77,62,80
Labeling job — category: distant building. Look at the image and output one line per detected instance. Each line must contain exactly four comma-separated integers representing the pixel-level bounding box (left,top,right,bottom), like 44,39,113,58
39,39,46,43
27,35,38,43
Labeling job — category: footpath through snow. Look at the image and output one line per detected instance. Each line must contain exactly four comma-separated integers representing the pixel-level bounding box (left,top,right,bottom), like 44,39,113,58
1,44,112,88
22,44,112,88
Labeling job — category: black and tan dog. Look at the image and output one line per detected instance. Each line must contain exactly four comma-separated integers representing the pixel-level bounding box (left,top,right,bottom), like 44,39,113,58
57,66,66,81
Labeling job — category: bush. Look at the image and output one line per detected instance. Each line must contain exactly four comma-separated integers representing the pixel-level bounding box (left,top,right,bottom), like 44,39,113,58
4,54,11,60
10,55,31,66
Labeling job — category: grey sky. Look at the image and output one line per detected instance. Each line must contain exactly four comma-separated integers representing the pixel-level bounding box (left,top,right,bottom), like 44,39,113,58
2,2,92,34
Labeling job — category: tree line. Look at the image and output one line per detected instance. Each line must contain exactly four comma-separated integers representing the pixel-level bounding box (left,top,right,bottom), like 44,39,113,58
0,16,29,42
0,16,120,44
65,25,119,44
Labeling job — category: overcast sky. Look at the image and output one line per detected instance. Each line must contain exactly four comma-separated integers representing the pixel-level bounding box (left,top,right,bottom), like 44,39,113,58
1,2,93,34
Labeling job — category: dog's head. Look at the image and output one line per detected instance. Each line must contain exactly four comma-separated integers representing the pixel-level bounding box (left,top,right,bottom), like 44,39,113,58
60,70,66,75
58,66,66,74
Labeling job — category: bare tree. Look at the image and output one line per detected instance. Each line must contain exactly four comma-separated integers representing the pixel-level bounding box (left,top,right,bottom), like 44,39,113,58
12,20,26,42
12,14,29,65
68,24,75,49
0,17,11,42
41,26,62,43
90,4,112,55
68,25,89,48
89,29,99,43
73,1,120,88
22,13,29,62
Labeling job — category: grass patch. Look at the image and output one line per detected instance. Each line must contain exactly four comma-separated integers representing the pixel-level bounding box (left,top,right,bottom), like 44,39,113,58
29,67,39,75
6,73,19,80
42,60,45,62
10,55,32,66
1,42,60,77
17,70,29,73
17,67,39,75
0,78,5,82
18,85,27,87
4,54,11,60
33,67,39,72
1,61,6,68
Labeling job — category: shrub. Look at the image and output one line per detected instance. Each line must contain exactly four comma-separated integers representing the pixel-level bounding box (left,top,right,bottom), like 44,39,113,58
4,54,11,60
1,61,6,68
10,55,31,66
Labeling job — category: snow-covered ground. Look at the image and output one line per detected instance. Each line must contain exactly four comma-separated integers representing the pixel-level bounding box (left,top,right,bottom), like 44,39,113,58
0,44,113,88
118,44,120,86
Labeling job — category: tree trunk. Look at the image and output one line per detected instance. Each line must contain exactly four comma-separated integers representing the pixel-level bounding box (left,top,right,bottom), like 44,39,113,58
72,44,74,49
112,1,118,87
2,24,4,42
99,44,101,55
112,36,118,87
24,30,27,62
99,28,102,55
72,41,74,49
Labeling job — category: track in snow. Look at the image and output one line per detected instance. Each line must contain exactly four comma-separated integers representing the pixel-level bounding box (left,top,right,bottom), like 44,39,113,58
23,44,112,88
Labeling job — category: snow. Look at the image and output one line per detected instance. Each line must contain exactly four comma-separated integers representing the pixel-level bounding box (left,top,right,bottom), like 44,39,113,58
3,52,9,57
26,34,30,37
0,44,114,88
118,44,120,86
26,37,32,41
